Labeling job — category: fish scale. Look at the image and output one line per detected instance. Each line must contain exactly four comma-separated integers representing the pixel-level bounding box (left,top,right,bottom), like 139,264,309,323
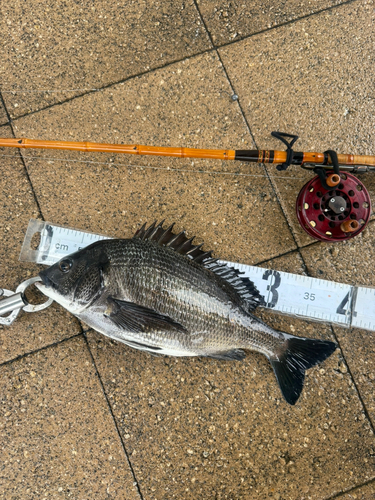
111,239,261,350
109,240,238,349
37,222,337,405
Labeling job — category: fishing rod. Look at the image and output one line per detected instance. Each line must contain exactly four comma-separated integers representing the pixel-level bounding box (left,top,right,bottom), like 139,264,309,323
1,131,373,242
2,133,375,169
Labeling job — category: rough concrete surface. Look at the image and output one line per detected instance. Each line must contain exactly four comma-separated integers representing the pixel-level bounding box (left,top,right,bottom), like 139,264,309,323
0,101,8,126
0,337,140,499
301,224,375,428
0,0,374,499
1,0,211,117
12,51,295,264
197,0,347,46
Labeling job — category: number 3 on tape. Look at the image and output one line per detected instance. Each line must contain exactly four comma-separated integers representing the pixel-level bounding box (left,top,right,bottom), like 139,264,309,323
262,270,281,308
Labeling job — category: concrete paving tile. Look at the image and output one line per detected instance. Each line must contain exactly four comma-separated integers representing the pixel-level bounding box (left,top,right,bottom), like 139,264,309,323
0,125,81,364
301,223,375,426
87,324,374,500
219,0,375,247
11,52,296,264
255,249,375,450
337,323,375,428
338,481,375,500
198,0,345,46
0,336,140,500
300,222,375,287
1,0,211,118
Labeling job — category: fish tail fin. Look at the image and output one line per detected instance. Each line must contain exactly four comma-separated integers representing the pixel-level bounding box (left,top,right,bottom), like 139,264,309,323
269,334,337,405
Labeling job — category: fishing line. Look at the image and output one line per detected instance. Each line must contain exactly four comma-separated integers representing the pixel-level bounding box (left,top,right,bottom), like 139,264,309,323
0,153,306,180
0,88,101,93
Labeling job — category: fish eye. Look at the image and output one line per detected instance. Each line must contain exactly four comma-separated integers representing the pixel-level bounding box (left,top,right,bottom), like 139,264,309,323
59,259,73,273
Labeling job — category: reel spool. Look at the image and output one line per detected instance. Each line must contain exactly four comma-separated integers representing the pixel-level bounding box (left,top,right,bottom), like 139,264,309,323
296,171,371,242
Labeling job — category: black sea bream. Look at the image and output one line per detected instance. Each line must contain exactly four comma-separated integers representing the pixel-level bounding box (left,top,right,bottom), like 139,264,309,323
37,221,336,405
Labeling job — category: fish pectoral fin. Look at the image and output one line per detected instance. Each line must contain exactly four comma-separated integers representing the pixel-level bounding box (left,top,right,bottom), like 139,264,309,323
205,349,246,361
105,297,187,334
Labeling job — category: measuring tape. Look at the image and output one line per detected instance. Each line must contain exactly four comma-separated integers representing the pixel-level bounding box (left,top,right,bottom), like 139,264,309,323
19,219,375,332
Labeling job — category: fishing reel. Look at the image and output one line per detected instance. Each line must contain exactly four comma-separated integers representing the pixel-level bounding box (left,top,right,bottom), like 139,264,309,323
272,132,372,242
296,169,371,241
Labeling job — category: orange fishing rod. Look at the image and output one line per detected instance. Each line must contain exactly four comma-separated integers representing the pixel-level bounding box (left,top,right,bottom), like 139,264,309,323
1,135,375,169
0,131,373,242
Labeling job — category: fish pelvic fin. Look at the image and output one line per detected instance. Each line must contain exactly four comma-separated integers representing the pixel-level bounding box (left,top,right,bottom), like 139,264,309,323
270,335,337,405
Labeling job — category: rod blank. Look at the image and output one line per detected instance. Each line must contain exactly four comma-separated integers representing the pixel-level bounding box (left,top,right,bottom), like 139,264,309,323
1,137,375,167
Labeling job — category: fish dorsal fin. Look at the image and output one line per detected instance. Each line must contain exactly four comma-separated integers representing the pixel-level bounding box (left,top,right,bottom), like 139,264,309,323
134,221,262,312
202,258,263,312
133,220,213,262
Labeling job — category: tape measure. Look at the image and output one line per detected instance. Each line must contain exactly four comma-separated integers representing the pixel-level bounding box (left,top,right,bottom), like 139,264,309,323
19,219,375,332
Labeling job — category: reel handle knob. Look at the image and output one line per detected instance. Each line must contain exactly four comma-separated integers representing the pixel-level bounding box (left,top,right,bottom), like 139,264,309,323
340,220,360,233
326,174,341,187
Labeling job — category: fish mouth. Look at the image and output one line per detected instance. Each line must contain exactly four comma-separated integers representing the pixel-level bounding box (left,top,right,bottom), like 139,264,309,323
38,270,54,288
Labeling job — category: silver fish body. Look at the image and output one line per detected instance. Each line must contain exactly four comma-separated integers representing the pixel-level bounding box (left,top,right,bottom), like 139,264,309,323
37,222,336,404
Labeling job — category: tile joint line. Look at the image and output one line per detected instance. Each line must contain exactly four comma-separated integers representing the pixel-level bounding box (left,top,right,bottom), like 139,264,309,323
82,332,145,500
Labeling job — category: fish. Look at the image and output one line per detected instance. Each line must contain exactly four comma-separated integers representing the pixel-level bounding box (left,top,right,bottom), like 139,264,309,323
36,221,337,405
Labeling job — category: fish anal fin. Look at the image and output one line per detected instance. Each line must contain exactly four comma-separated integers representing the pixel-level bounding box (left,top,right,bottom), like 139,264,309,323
205,349,246,361
106,297,187,334
270,335,337,405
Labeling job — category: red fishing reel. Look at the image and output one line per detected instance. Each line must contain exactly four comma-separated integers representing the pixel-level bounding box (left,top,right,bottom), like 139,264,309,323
270,132,372,243
296,171,371,241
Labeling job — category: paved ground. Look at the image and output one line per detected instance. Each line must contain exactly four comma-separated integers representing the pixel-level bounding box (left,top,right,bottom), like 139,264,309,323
1,0,375,498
